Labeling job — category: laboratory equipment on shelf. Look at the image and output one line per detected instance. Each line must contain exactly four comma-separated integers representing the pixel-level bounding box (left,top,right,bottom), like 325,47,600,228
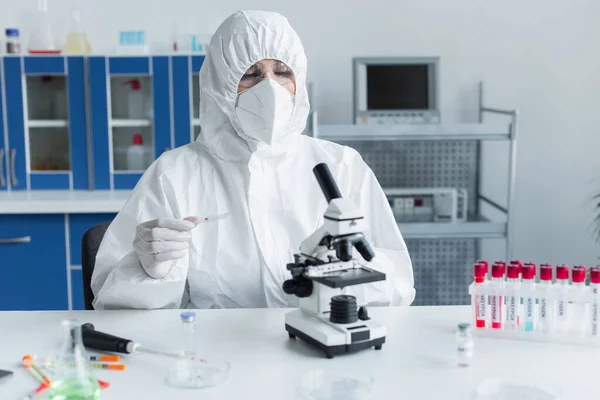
63,9,91,54
353,57,440,125
49,320,101,400
468,261,600,346
385,187,467,223
5,28,20,53
123,79,152,119
126,134,149,171
28,0,60,54
455,323,473,367
282,163,386,359
117,30,149,54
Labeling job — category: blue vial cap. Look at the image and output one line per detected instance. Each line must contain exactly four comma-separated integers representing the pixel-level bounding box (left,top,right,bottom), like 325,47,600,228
180,311,196,321
6,28,19,37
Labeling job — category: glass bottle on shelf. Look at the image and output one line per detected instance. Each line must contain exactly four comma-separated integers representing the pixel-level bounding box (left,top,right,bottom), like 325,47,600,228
28,0,60,54
64,8,91,54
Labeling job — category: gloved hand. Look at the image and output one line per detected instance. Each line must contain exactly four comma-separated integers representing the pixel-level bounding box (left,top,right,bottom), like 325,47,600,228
133,218,196,279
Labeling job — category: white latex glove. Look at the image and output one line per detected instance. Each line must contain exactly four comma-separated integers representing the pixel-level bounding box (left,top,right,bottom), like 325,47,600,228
133,218,195,279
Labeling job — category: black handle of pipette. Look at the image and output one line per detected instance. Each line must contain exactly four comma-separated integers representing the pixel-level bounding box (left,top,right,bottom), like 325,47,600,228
313,163,342,203
81,323,135,354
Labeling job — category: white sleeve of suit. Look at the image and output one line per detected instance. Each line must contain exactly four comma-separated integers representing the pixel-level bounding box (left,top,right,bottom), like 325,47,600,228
91,165,190,310
346,162,416,307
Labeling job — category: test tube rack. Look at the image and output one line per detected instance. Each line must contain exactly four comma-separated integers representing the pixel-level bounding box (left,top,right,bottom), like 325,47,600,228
468,281,600,347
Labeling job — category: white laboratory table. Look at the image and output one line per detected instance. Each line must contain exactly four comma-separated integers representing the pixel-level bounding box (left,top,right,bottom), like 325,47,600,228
0,306,598,399
0,191,130,213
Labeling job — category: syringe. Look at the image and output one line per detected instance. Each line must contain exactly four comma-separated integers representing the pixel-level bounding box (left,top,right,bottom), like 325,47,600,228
81,323,205,362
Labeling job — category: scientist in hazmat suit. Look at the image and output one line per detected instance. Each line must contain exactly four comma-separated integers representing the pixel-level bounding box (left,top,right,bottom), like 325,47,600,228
91,10,415,310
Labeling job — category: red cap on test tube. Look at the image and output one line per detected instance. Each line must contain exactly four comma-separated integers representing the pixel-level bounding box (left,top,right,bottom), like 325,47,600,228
590,267,600,284
521,263,536,280
507,263,520,279
540,264,553,281
474,263,487,279
491,262,505,278
556,265,569,280
572,265,586,283
477,260,489,274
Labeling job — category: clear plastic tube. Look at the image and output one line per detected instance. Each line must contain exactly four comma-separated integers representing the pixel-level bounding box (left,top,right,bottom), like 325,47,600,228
538,264,554,333
505,262,521,330
473,263,487,329
571,266,587,336
490,262,506,330
589,267,600,337
521,263,536,332
555,265,569,333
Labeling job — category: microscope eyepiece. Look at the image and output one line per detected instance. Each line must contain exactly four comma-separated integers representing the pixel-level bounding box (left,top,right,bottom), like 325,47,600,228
313,163,342,203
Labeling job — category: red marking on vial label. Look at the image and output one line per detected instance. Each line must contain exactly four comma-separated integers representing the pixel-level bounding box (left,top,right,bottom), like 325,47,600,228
475,294,486,328
491,295,502,329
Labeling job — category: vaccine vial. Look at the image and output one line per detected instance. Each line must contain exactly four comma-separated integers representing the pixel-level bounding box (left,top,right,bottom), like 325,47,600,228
555,265,570,333
180,311,197,357
521,263,536,332
473,263,487,328
456,323,473,367
571,265,587,336
505,261,521,330
589,267,600,337
490,262,506,329
538,264,554,334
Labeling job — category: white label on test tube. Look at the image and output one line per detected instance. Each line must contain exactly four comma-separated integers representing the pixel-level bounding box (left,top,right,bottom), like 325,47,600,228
590,267,600,336
491,263,505,329
505,263,521,329
555,265,569,333
538,264,554,334
571,266,587,336
521,264,536,332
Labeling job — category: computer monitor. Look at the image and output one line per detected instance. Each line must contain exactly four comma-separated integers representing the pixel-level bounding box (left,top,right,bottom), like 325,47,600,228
353,57,440,125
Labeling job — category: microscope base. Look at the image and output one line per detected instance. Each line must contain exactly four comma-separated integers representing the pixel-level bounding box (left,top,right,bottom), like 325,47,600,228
285,309,386,359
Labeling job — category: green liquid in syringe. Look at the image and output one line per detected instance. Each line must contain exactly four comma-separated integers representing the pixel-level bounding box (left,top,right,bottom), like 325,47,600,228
48,378,101,400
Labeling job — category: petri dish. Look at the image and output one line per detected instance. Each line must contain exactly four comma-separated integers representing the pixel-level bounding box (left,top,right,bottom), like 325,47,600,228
297,369,373,400
165,358,230,389
473,378,561,400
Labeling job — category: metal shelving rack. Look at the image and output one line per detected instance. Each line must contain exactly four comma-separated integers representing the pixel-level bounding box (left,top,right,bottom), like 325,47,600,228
312,82,518,261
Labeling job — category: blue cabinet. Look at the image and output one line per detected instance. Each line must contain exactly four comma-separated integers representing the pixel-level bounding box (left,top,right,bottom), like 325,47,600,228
0,61,6,192
172,55,205,147
89,56,172,190
2,56,90,190
0,214,68,310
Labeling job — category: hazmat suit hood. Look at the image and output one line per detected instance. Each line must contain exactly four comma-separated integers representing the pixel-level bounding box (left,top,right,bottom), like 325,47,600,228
197,10,310,161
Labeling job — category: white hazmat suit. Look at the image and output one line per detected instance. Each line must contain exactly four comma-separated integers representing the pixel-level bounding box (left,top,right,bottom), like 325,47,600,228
91,10,415,310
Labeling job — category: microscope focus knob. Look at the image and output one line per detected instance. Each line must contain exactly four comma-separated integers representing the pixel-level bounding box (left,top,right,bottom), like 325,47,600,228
358,306,370,321
282,279,297,295
282,277,313,298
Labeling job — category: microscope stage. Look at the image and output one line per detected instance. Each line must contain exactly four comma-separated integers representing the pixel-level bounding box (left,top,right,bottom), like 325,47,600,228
285,309,386,358
310,266,386,288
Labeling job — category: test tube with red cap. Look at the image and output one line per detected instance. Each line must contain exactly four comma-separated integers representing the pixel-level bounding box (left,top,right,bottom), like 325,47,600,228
571,265,587,336
505,261,521,329
473,262,488,328
555,264,570,333
521,263,536,332
538,264,554,333
589,267,600,336
477,260,489,276
490,262,506,329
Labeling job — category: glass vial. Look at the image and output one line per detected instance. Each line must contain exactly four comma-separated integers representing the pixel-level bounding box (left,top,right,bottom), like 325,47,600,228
456,323,473,367
48,320,100,400
5,28,20,54
180,311,197,358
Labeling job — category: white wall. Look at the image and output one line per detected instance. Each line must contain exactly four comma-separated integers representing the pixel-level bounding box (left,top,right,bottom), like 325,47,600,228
2,0,599,265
